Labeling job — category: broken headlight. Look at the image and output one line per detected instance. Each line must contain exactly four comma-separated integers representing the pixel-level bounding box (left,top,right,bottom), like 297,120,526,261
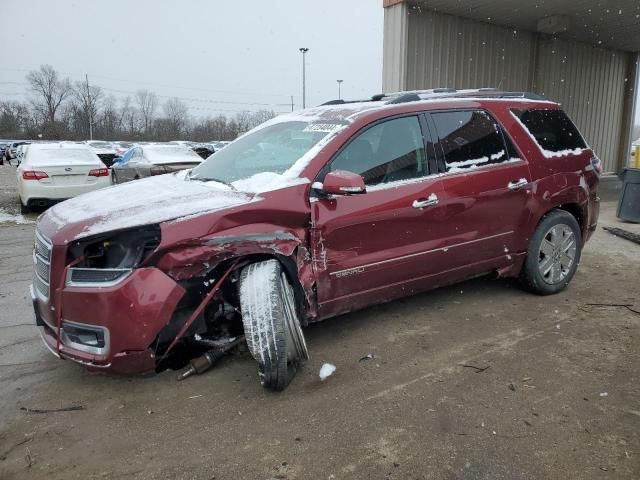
65,226,161,286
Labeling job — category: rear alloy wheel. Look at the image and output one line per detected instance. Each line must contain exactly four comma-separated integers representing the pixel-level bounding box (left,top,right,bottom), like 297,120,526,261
520,209,582,295
239,259,309,391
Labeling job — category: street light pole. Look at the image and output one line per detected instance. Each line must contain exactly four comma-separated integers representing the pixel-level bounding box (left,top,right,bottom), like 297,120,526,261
337,79,343,100
299,47,309,108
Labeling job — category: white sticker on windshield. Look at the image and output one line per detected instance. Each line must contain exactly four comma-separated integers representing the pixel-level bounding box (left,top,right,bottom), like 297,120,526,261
303,123,342,133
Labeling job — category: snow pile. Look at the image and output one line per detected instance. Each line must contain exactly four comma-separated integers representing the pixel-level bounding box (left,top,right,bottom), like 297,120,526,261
319,363,336,381
46,171,252,239
0,209,34,225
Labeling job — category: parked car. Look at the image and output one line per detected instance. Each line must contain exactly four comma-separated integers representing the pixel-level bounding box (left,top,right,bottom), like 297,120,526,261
18,143,111,212
6,141,30,164
85,140,118,167
192,143,216,159
112,141,135,158
0,141,10,164
111,144,202,183
211,141,231,150
14,143,29,166
32,89,600,391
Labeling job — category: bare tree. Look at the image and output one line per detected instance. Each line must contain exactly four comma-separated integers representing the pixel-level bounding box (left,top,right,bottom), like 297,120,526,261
135,89,158,133
72,80,102,139
163,97,189,138
26,65,72,125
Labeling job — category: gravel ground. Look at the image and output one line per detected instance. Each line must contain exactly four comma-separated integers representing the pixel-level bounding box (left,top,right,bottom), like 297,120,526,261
0,164,638,479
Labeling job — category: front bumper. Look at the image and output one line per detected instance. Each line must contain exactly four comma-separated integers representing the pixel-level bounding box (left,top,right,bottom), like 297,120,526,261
33,267,185,374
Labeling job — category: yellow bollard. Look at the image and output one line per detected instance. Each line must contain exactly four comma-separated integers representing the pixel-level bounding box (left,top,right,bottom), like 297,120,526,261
633,145,640,169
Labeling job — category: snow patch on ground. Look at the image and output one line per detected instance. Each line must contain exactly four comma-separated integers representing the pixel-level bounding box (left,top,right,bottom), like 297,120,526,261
319,363,336,381
0,209,35,224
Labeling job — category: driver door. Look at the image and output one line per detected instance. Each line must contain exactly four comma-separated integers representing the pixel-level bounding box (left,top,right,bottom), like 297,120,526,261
311,115,452,318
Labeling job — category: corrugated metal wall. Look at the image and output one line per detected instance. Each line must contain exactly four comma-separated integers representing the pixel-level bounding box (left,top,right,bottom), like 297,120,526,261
405,11,534,92
534,37,629,172
383,2,409,92
389,8,632,172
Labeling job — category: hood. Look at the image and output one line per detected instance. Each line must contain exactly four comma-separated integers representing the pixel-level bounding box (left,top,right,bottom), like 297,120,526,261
41,172,253,242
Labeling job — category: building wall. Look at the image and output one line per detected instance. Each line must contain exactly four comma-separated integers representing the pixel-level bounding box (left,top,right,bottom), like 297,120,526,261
384,7,632,172
382,2,408,92
405,10,534,93
533,37,630,172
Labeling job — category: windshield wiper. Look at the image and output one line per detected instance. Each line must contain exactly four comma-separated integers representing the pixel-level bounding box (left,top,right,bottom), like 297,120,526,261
188,171,236,190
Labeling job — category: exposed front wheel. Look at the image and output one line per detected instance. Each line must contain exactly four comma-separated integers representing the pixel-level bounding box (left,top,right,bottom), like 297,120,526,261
520,209,582,295
239,259,309,391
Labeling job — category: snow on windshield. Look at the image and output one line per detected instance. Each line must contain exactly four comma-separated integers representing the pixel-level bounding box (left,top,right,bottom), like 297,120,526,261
145,146,201,164
27,148,101,166
187,103,383,193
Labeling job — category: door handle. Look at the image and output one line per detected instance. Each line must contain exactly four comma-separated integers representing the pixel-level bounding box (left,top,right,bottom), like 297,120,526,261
412,193,439,209
507,178,528,190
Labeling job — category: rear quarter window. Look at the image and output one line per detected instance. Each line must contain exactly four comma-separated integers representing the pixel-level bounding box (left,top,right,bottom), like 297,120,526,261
511,109,586,155
431,110,515,172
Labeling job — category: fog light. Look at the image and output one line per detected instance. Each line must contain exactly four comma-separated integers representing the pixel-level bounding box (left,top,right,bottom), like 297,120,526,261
61,321,109,355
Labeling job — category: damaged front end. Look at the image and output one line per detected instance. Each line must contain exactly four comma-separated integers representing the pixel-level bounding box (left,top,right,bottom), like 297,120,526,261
34,221,314,376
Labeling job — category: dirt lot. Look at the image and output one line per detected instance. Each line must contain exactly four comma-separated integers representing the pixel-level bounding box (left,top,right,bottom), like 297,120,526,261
0,164,638,480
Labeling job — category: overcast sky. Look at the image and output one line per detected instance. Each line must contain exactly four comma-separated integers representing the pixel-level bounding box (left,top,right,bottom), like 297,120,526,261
0,0,384,115
1,0,638,126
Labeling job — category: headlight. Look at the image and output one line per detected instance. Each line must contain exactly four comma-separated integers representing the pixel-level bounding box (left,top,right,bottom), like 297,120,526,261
65,226,161,286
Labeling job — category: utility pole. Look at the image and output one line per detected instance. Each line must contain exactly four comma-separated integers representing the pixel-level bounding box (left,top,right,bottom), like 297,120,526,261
85,74,93,140
291,95,294,112
299,48,309,108
337,79,343,100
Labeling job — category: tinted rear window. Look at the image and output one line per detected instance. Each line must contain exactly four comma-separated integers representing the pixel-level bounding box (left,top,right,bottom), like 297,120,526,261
511,109,586,152
431,110,509,172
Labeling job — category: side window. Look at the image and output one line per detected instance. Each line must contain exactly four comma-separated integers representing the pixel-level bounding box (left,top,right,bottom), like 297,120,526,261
329,116,428,186
432,110,509,172
511,109,586,152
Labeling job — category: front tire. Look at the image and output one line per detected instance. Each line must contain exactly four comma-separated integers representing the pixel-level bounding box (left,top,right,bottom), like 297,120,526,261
520,209,582,295
239,259,309,391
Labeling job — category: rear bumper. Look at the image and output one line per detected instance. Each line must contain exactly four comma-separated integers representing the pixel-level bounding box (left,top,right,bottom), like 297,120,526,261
21,177,111,203
33,267,185,374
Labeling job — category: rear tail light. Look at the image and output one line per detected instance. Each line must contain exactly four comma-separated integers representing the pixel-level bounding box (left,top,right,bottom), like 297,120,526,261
22,170,49,180
88,168,109,177
590,156,602,175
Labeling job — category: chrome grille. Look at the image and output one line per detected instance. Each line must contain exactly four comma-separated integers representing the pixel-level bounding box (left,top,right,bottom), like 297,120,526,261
33,230,52,299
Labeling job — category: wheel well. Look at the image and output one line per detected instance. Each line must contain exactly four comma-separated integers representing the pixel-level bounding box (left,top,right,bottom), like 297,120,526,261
555,203,585,236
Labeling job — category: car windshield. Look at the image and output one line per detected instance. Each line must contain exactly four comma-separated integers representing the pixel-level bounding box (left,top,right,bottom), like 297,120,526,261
190,120,342,183
144,146,200,163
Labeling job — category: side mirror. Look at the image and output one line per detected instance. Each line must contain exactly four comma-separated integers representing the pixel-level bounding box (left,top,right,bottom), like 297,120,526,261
317,170,366,195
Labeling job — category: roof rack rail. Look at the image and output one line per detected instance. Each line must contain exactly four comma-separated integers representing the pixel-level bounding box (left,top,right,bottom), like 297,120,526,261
379,88,546,105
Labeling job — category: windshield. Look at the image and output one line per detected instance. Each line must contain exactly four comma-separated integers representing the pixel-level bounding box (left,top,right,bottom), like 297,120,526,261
144,146,201,163
190,120,342,184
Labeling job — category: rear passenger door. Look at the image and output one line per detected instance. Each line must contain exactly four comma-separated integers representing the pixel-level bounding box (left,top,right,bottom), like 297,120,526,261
428,109,532,268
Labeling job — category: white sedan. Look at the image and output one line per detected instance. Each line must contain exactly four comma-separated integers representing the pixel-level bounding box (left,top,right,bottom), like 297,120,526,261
17,143,111,213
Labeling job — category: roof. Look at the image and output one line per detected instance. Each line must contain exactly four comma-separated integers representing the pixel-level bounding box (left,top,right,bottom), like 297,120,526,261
408,0,640,52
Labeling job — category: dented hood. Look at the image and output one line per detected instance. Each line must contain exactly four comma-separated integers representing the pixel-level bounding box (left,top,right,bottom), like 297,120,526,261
39,172,253,242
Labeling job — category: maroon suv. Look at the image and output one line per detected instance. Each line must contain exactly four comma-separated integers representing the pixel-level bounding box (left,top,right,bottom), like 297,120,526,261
32,89,601,390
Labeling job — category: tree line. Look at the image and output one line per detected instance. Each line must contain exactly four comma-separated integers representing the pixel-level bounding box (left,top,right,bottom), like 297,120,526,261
0,65,277,142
